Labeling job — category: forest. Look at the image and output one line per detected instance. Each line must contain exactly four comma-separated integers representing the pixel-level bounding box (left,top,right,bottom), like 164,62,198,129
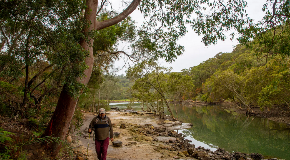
0,0,289,159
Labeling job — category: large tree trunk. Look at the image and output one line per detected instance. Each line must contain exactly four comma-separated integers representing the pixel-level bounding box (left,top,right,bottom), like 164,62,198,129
42,0,141,158
42,84,78,156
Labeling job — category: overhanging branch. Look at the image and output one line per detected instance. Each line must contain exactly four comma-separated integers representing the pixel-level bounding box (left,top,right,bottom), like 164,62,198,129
95,0,141,30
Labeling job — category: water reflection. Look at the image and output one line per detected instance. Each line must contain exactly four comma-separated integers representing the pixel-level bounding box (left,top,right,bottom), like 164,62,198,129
171,105,290,159
109,102,142,111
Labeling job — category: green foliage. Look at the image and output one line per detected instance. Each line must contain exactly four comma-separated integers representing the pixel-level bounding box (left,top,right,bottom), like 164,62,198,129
71,108,84,132
0,127,14,159
166,72,195,100
0,0,88,112
127,60,197,117
0,127,14,143
94,13,136,52
203,69,242,103
133,0,252,62
187,39,290,109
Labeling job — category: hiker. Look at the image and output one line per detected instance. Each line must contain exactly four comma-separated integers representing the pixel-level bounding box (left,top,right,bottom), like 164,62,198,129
88,108,113,160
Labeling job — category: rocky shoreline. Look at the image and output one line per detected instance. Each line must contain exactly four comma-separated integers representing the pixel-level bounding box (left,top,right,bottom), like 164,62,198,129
73,108,284,160
119,111,271,160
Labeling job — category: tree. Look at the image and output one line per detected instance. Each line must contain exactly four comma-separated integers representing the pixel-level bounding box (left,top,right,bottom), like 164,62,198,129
166,72,195,101
2,0,289,157
0,0,87,114
40,0,141,156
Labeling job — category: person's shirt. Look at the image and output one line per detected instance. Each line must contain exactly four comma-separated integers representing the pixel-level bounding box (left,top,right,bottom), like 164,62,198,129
89,115,113,140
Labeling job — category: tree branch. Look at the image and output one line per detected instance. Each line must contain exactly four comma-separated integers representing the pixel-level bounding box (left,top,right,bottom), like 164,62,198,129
95,0,141,30
96,0,107,16
30,66,64,94
266,0,278,25
107,50,137,62
28,64,54,88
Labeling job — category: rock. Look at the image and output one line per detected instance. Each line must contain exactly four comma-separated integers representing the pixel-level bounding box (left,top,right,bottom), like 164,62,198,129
250,153,263,160
126,137,134,141
126,141,137,146
144,136,153,141
187,148,195,156
76,156,84,160
178,151,186,157
181,150,189,157
181,122,193,127
173,121,182,125
67,135,72,143
164,119,173,124
168,130,178,137
120,123,126,129
195,150,207,159
112,140,122,147
145,124,153,127
155,127,166,133
158,144,172,150
234,152,247,160
113,132,120,138
154,136,177,143
216,148,225,153
164,124,173,127
111,107,120,111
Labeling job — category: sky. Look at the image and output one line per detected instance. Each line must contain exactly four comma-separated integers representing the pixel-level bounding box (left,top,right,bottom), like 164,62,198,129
113,0,266,75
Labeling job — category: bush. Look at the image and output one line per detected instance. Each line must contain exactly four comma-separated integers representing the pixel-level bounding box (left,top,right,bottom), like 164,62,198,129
0,127,14,159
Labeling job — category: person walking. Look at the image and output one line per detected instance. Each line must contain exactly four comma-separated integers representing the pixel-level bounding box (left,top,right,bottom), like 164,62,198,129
88,108,113,160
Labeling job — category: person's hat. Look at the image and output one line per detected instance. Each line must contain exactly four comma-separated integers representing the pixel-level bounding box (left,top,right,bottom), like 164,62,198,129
99,108,106,114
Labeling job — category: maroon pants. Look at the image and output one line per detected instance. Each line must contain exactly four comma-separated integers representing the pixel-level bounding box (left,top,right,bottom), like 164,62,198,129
95,137,109,160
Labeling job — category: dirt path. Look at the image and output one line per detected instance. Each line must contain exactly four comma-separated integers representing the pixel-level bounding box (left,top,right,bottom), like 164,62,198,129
72,111,180,160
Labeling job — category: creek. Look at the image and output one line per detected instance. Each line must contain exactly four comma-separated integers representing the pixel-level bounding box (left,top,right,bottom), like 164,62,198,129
109,102,290,159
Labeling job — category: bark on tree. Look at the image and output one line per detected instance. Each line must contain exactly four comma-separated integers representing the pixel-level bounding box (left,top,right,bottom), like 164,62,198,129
42,0,141,157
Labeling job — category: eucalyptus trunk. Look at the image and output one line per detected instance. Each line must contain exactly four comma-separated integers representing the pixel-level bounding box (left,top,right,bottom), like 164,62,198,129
42,0,141,157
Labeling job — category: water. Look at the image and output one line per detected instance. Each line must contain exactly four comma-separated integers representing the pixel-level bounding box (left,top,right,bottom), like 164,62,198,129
109,102,143,111
172,105,290,159
109,102,290,159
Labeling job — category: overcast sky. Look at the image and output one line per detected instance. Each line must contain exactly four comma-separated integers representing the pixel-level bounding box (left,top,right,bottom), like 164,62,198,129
113,0,266,75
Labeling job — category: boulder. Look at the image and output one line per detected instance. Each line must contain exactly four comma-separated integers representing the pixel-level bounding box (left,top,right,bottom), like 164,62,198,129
112,140,122,147
113,132,120,138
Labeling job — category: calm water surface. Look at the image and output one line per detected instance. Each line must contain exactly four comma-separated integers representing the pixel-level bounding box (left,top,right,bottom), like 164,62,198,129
109,102,142,111
171,105,290,159
109,102,290,159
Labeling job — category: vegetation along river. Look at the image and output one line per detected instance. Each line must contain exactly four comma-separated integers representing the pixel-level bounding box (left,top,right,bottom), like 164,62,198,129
109,102,290,159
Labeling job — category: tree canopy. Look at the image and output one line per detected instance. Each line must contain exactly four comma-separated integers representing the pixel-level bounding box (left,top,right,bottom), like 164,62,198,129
1,0,290,158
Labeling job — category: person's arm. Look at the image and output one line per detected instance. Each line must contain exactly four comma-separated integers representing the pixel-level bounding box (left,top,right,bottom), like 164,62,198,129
88,117,96,133
108,117,114,141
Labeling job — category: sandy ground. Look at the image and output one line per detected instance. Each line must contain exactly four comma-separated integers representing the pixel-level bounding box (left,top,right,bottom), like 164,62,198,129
72,111,182,160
